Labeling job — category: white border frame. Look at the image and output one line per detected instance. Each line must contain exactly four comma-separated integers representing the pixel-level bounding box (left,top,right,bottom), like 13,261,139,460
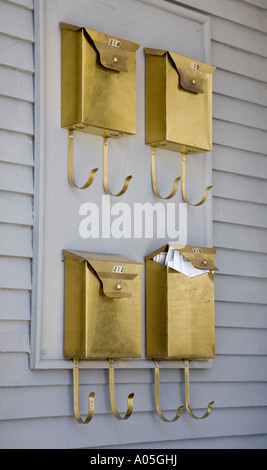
31,0,213,370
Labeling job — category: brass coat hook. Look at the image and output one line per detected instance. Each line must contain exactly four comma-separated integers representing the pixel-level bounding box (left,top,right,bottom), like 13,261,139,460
151,147,181,200
184,360,214,420
73,359,95,424
108,359,135,420
103,137,132,196
181,153,213,206
154,360,185,422
68,130,98,190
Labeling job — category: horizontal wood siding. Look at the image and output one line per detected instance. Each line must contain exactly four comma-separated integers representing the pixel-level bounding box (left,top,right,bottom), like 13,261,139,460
0,0,33,427
0,0,266,449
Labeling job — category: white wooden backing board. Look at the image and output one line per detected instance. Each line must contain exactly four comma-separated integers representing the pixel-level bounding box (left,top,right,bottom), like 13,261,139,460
31,0,213,369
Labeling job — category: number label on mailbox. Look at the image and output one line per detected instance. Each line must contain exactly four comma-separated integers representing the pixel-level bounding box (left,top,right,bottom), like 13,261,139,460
109,38,121,48
192,248,203,254
113,265,125,274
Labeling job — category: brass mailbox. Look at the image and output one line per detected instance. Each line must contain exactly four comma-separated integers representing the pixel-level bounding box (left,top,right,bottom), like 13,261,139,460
64,250,144,424
145,49,216,204
145,49,216,154
60,23,140,195
61,23,139,138
145,244,218,421
63,250,143,359
145,244,217,360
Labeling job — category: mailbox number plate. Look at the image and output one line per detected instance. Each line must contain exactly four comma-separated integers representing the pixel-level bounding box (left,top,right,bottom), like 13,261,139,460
113,265,125,274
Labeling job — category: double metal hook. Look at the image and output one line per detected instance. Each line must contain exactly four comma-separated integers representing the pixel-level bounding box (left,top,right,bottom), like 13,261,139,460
151,146,212,206
67,130,132,196
154,359,214,421
72,359,134,424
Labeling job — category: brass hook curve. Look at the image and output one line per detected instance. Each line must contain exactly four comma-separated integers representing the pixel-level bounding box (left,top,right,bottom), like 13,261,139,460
73,359,95,424
184,360,214,420
154,360,185,422
151,147,181,200
181,153,212,206
68,129,98,189
108,359,134,420
103,137,132,196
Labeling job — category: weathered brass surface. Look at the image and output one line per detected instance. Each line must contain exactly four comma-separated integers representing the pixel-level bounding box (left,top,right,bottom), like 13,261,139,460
184,360,215,419
181,153,213,206
73,358,95,424
145,244,217,360
64,250,143,359
68,129,99,189
61,23,140,137
109,359,134,420
154,360,185,422
145,49,216,154
151,146,180,200
103,137,132,196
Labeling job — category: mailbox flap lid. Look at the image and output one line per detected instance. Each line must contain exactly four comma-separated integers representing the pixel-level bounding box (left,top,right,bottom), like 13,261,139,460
63,250,143,298
60,22,140,73
173,245,218,271
144,48,216,94
145,244,218,271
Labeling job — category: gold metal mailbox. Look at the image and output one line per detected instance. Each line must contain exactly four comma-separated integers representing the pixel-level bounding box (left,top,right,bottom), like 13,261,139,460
145,244,218,360
61,23,140,138
145,49,216,154
63,250,143,359
145,49,216,203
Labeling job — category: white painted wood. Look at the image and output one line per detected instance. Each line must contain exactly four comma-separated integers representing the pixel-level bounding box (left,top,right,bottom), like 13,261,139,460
213,198,267,229
215,302,267,329
0,289,31,320
212,145,267,179
213,94,267,131
0,321,29,353
242,0,267,9
32,0,212,370
4,0,34,9
0,65,34,103
213,171,267,204
215,248,267,278
0,408,267,449
211,17,267,57
170,0,267,32
215,275,267,304
0,1,34,42
214,222,267,253
0,192,33,226
1,381,267,421
0,34,34,73
213,69,267,107
0,257,32,290
100,435,267,449
1,354,266,387
0,224,33,258
213,120,267,155
0,130,33,166
0,96,33,135
212,42,267,82
0,162,33,195
216,327,267,355
0,0,266,450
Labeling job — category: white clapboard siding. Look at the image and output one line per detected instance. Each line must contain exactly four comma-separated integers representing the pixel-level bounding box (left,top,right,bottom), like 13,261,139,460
0,34,34,73
0,408,267,449
0,1,34,42
0,65,34,103
0,0,267,450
